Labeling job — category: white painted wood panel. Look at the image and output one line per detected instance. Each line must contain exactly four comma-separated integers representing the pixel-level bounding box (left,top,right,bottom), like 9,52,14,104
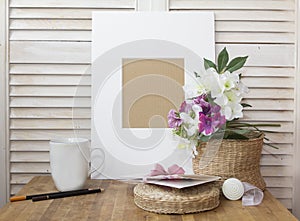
10,108,91,118
10,42,295,66
10,86,90,96
169,0,294,10
10,9,295,21
10,97,91,107
10,64,90,74
10,75,91,85
10,0,135,8
10,119,91,129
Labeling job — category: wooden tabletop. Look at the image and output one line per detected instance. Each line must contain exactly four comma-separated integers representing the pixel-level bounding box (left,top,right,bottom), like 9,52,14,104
0,176,298,221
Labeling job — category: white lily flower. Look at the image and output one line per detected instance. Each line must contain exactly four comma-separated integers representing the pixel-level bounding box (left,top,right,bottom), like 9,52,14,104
214,94,228,106
225,103,243,121
220,71,240,91
202,68,225,98
236,81,249,96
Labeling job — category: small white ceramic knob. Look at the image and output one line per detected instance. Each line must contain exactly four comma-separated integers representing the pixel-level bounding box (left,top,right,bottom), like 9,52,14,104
222,178,245,200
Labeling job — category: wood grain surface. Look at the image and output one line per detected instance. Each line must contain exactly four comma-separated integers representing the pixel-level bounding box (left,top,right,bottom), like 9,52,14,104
0,176,298,221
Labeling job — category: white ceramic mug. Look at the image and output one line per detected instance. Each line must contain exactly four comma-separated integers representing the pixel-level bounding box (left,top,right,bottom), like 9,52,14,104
50,138,90,191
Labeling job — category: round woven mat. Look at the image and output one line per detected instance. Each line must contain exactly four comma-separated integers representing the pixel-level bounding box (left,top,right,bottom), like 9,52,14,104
133,182,220,214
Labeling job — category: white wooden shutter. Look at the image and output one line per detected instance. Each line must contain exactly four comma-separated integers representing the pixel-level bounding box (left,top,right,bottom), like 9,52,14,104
169,0,296,209
8,0,298,212
8,0,136,195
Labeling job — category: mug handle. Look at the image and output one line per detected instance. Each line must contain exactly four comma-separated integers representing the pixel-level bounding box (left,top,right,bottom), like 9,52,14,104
88,148,105,176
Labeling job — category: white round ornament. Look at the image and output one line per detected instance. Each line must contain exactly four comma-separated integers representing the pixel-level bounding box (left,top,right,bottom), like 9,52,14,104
222,178,245,200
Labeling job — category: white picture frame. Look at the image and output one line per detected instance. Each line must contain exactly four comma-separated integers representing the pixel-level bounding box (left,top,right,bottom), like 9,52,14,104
91,12,215,179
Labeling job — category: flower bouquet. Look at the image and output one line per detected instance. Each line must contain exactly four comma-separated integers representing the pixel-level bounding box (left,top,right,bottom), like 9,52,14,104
167,48,278,190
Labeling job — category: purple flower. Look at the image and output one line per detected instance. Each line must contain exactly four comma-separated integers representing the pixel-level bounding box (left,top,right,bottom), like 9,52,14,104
198,113,214,136
211,105,221,114
194,95,211,115
167,109,183,128
179,101,193,113
212,112,226,128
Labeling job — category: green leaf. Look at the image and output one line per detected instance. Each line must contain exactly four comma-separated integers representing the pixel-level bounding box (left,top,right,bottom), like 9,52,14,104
194,71,200,78
241,103,252,108
217,47,229,74
204,58,217,71
226,56,248,73
225,131,249,140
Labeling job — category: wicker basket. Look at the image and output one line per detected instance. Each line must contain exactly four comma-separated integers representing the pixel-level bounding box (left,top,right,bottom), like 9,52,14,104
133,182,220,214
193,133,266,190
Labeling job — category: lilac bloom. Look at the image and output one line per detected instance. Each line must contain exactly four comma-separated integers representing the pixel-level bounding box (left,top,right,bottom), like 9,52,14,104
179,101,193,113
194,95,211,115
210,104,221,114
167,109,183,128
212,112,226,128
198,113,214,136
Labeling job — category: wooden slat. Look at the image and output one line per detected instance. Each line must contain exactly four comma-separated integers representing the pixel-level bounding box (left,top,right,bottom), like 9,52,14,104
261,166,294,176
10,64,90,75
216,32,295,44
263,133,293,144
10,30,91,41
10,0,135,8
242,99,294,110
10,119,90,129
261,154,293,166
10,86,90,96
264,177,293,188
242,77,294,88
245,88,294,99
216,21,294,33
242,67,295,77
10,42,91,64
10,19,295,33
10,141,50,151
10,75,91,85
11,42,295,66
11,174,48,184
10,8,133,19
10,19,92,30
243,110,293,121
10,97,91,107
10,162,50,173
10,107,91,118
10,8,295,21
216,44,295,67
262,144,293,155
10,152,49,162
169,0,295,10
10,129,90,140
197,10,295,21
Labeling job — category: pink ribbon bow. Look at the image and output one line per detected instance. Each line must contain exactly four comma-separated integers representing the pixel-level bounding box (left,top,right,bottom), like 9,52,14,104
149,163,185,176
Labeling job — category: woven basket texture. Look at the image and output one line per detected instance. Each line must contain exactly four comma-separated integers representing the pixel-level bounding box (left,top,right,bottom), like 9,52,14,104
193,133,266,190
134,182,220,214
